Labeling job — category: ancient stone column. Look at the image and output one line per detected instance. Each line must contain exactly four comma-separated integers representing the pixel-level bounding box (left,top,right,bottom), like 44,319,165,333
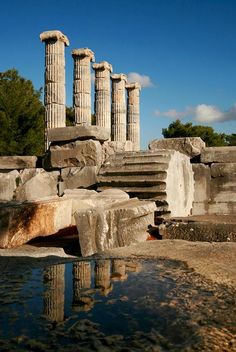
111,74,127,142
72,48,95,125
43,264,65,322
93,61,113,134
40,30,69,150
126,83,141,151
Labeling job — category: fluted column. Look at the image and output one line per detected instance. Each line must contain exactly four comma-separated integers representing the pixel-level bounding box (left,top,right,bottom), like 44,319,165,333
72,48,95,125
40,30,69,150
93,61,113,134
111,73,127,142
126,83,141,151
43,264,65,322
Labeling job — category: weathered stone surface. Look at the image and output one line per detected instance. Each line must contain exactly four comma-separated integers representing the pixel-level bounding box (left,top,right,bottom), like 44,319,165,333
201,146,236,163
102,141,134,162
0,156,37,170
46,139,103,168
111,74,127,142
48,125,110,143
99,150,194,217
192,164,211,203
210,163,236,203
149,137,205,158
74,198,156,256
72,48,95,125
211,162,236,177
40,29,69,149
62,166,98,189
0,170,20,201
15,170,59,201
0,198,73,248
93,61,113,133
126,83,141,151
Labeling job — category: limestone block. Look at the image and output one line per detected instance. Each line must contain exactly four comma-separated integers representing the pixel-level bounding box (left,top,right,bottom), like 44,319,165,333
0,170,20,201
201,146,236,163
208,202,236,215
211,163,236,177
0,156,37,170
63,188,130,223
191,202,208,216
63,166,98,189
74,198,156,256
46,140,103,169
192,164,211,202
210,163,236,202
48,126,110,143
149,137,205,158
15,170,59,201
0,198,72,248
102,141,134,162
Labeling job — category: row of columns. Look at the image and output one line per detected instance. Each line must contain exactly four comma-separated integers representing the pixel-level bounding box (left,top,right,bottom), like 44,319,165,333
43,260,141,322
40,30,141,151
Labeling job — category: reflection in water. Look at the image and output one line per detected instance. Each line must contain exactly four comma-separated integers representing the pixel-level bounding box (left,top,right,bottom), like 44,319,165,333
43,259,141,319
95,260,113,296
1,258,234,351
43,264,65,322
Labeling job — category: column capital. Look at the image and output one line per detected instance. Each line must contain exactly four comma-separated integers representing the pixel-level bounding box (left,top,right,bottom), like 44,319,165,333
71,48,95,62
111,73,127,82
126,82,141,91
40,30,69,46
93,61,113,72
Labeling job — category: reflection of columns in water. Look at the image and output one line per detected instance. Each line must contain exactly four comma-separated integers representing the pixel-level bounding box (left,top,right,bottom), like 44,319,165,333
111,259,128,281
73,261,91,301
125,260,142,273
95,260,112,296
43,264,65,322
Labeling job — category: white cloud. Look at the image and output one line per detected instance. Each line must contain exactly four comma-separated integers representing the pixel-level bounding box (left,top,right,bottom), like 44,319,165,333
127,72,154,88
154,108,190,119
154,103,236,123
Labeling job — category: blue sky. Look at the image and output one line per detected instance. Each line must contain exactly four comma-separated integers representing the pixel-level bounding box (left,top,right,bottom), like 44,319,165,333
1,0,236,148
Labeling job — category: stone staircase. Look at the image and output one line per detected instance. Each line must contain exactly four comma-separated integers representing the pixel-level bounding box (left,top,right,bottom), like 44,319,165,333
98,149,194,220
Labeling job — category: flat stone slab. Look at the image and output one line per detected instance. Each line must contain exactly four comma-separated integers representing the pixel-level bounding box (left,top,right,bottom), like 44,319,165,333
48,126,110,143
201,146,236,163
0,156,37,170
0,197,73,248
149,137,205,158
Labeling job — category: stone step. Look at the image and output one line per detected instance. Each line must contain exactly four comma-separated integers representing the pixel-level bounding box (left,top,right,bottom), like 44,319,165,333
98,185,167,194
99,163,169,175
98,174,167,186
103,154,171,165
116,150,173,158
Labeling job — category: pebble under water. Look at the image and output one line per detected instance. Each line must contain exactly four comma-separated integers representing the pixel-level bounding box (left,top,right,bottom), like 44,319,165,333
0,257,235,351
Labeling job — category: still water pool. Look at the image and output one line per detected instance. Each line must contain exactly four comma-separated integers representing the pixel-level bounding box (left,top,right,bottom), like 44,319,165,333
0,257,235,351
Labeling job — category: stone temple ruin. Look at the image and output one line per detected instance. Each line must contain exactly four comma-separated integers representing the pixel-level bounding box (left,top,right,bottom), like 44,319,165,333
0,30,236,254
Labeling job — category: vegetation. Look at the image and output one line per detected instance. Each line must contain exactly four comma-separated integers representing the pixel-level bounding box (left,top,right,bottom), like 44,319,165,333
0,69,44,156
162,119,236,147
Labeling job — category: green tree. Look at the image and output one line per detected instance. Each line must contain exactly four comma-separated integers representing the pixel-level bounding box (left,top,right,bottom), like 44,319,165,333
162,119,227,147
66,106,75,126
226,134,236,146
0,69,44,156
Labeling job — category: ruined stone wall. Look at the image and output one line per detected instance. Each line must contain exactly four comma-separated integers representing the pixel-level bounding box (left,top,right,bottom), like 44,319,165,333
192,146,236,215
